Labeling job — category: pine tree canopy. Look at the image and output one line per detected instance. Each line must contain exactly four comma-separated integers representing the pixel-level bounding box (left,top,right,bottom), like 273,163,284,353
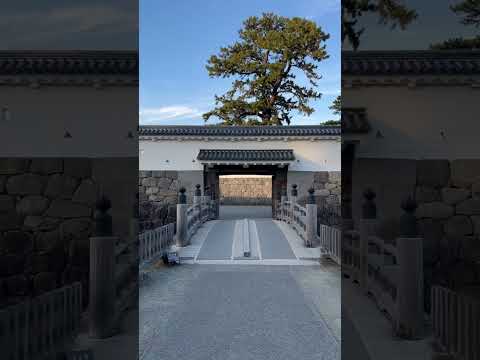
203,13,330,126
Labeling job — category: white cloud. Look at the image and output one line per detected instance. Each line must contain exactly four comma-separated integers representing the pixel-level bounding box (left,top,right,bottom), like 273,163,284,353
139,105,204,124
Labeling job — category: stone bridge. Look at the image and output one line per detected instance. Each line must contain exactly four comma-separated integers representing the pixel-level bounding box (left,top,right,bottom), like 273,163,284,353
138,185,344,360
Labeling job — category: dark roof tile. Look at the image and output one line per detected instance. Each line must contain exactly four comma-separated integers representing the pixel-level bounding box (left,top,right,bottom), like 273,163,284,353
197,149,295,162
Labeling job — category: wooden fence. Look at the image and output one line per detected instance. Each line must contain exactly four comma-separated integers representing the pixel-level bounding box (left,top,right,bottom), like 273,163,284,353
431,286,480,360
317,224,341,265
0,282,82,360
139,222,175,268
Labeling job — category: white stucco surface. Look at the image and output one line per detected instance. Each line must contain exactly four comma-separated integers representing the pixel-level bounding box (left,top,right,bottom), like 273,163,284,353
139,138,341,172
343,85,480,159
0,85,137,157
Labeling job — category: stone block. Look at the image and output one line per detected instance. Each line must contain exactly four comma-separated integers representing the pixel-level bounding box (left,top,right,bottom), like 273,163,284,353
151,170,165,177
157,178,172,190
0,255,24,276
72,179,97,205
45,174,79,199
164,171,178,179
60,218,93,240
416,160,450,187
442,187,470,205
23,216,60,231
169,179,179,191
0,211,22,231
456,199,480,215
314,171,329,183
0,159,28,175
33,272,57,295
141,177,156,187
2,231,33,254
472,182,480,199
416,202,454,219
139,170,152,178
0,176,5,192
6,174,46,195
46,199,91,218
328,171,341,184
451,159,480,187
445,216,473,237
16,196,49,215
325,183,338,190
35,230,60,252
415,186,440,203
5,275,28,296
64,158,92,179
30,159,63,174
459,236,480,262
0,195,15,212
146,187,159,195
315,189,331,197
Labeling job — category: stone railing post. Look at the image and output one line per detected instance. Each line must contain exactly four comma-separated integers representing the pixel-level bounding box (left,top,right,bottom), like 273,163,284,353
306,188,317,247
176,187,188,247
204,186,212,220
194,184,202,224
359,188,377,290
290,184,298,223
396,197,424,339
89,196,117,339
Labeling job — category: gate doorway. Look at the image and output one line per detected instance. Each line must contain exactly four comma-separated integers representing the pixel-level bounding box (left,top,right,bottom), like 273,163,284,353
219,174,272,219
203,164,288,219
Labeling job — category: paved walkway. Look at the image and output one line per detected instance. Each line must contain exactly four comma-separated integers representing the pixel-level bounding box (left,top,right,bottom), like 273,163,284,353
139,264,340,360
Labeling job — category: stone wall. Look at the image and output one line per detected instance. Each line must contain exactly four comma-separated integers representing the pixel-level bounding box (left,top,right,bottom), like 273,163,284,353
0,158,98,309
219,176,271,205
352,158,480,293
288,171,341,205
138,170,203,231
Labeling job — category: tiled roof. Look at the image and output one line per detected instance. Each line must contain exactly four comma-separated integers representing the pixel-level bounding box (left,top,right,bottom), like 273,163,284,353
343,50,480,76
342,108,370,134
0,51,138,75
139,125,340,137
197,149,295,162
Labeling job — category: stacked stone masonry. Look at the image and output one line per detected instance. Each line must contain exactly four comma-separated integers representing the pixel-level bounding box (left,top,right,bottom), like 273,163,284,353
219,176,272,205
414,160,480,270
0,158,98,309
138,170,181,231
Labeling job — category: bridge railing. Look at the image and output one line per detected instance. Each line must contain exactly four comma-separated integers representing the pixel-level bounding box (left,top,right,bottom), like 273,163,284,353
342,190,425,340
276,185,317,247
139,222,176,268
318,224,341,265
0,282,82,360
431,286,480,360
176,185,217,247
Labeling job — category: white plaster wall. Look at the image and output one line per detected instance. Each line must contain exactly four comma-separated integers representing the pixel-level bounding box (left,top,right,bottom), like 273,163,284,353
0,84,137,157
343,85,480,159
139,138,341,172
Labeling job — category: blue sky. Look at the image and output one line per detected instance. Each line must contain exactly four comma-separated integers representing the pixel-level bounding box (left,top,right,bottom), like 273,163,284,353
140,0,341,125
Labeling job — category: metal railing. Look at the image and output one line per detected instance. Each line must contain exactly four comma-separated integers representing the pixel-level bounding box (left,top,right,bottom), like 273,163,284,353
139,222,175,268
0,282,82,360
431,286,480,360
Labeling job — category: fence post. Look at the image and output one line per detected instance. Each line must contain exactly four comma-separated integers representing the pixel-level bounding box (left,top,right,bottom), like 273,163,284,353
359,188,377,290
89,196,116,339
306,188,317,247
290,184,298,223
396,197,424,339
176,187,188,247
194,184,202,225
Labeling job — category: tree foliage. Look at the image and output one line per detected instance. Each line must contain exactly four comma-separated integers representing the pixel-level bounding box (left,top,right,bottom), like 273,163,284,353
329,95,342,116
203,13,329,125
451,0,480,27
430,1,480,49
342,0,417,50
321,120,341,126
